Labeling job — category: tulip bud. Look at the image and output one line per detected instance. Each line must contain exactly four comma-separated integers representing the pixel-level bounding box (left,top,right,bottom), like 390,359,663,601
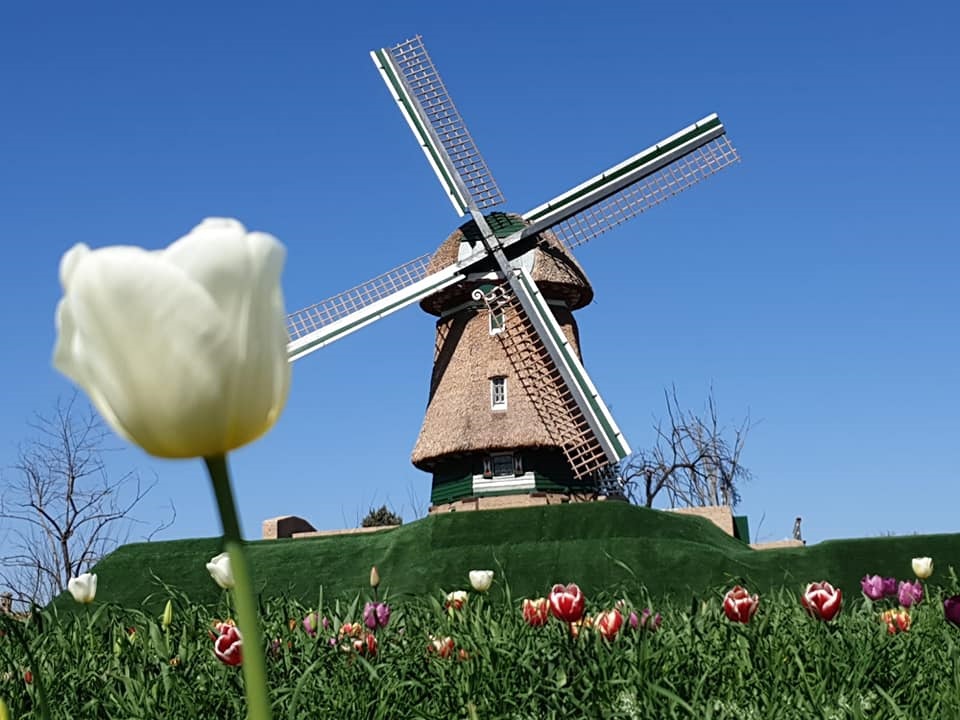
161,599,174,629
912,556,933,580
897,580,923,608
67,573,97,604
801,581,842,622
469,570,494,593
944,595,960,627
860,574,886,601
521,598,550,627
212,620,243,666
595,609,623,641
206,552,234,590
881,608,911,635
722,586,760,624
548,583,585,623
445,590,468,611
52,218,291,459
428,636,456,659
370,566,380,589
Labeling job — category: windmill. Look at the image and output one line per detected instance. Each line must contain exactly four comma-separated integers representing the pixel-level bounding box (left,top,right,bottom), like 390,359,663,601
286,36,739,509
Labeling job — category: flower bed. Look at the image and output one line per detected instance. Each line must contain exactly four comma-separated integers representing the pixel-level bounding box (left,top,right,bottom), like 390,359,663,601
5,560,960,719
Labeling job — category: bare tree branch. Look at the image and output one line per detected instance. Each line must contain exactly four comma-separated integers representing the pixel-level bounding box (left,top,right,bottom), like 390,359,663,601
620,386,753,509
0,393,175,609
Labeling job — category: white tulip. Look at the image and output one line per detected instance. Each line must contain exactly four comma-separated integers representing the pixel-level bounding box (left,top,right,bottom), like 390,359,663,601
912,556,933,580
67,572,97,604
53,218,291,459
206,552,235,589
469,570,494,593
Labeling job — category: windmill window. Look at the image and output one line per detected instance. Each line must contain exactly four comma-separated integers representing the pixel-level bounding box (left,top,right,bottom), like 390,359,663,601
490,376,507,410
489,307,505,335
491,453,514,477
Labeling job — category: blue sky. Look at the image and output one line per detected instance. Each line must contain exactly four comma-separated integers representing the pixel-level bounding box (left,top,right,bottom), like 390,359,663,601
1,1,957,550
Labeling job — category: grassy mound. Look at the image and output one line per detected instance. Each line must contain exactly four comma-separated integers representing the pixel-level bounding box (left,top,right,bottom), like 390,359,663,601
69,502,958,612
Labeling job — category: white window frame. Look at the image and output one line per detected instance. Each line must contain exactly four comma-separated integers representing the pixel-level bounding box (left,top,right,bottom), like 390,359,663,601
489,307,505,335
490,376,507,410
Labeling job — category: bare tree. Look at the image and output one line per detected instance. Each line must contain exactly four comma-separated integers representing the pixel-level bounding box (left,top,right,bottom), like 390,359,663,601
0,395,174,608
620,386,752,509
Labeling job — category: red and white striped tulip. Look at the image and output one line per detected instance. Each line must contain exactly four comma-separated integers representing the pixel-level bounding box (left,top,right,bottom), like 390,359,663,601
722,586,759,624
548,583,585,623
801,581,842,622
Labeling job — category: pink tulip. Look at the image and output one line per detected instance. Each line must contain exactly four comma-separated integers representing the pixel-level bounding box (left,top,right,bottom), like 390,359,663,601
897,580,923,608
363,601,391,630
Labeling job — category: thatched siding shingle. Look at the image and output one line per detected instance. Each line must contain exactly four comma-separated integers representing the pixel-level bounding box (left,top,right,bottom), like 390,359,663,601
411,216,595,472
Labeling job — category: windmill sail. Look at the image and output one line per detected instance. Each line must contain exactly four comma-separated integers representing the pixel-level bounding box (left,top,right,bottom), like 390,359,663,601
519,114,739,249
371,36,505,216
286,35,740,496
287,255,465,361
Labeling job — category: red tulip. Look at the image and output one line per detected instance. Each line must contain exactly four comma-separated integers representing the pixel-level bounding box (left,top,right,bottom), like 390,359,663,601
549,583,585,623
801,581,842,622
211,620,243,666
595,609,623,641
352,632,377,656
522,598,550,627
428,635,456,658
444,590,468,611
722,586,760,624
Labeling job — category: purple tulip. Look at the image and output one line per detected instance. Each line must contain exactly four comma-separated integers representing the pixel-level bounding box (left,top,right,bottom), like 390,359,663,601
303,612,319,637
897,580,924,608
860,575,886,601
629,608,661,631
880,577,898,598
944,596,960,627
363,601,391,631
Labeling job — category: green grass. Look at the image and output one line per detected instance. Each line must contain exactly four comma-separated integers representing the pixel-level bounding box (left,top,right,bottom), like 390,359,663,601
62,502,960,614
12,581,960,719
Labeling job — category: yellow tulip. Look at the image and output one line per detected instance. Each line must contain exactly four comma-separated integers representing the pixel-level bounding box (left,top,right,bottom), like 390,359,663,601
53,218,290,458
912,556,933,579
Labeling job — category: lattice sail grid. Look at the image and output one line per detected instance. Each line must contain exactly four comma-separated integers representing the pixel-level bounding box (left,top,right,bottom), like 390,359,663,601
286,254,432,341
478,285,613,482
388,36,505,210
548,136,739,249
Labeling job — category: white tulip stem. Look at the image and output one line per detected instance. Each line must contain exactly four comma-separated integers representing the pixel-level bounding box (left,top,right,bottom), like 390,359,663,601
205,454,272,720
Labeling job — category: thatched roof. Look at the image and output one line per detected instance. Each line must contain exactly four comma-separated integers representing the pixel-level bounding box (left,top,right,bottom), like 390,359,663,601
420,213,593,316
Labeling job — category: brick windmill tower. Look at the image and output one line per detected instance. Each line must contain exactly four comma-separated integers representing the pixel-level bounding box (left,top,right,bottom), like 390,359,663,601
284,36,740,510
